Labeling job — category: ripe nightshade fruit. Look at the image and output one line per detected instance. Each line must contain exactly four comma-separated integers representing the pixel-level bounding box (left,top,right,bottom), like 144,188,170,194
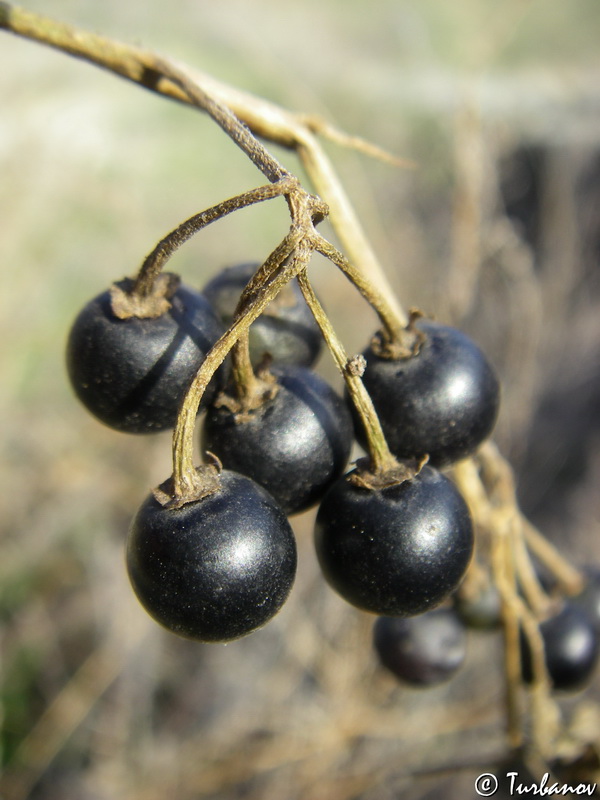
201,366,353,515
202,263,322,367
314,465,474,617
520,603,600,691
373,608,468,686
126,470,297,642
66,282,226,433
356,320,500,467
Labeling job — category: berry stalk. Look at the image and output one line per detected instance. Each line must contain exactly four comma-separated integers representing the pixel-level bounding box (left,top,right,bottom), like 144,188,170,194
314,236,409,354
169,234,309,503
295,270,399,477
133,179,297,298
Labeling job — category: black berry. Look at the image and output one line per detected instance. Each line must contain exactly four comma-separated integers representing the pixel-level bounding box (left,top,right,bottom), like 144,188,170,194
373,608,468,686
202,263,322,367
126,470,297,643
314,465,474,617
520,602,600,691
66,282,226,433
356,320,500,467
201,366,353,515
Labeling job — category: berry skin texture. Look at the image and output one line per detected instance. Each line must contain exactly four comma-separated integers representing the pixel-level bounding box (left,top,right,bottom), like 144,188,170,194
202,263,322,368
357,320,500,467
201,366,353,515
314,466,474,617
520,603,600,691
373,608,468,686
126,470,297,643
66,283,226,434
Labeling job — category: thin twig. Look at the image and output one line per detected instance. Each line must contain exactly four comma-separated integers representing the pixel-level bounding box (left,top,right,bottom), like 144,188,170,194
0,2,407,320
296,269,398,475
134,178,297,296
453,443,565,757
169,232,308,499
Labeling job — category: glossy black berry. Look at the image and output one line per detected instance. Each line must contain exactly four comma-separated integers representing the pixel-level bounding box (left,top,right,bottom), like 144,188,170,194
66,283,226,433
356,320,500,467
314,465,474,617
202,263,322,367
373,608,468,686
201,366,353,515
520,603,600,691
126,470,297,643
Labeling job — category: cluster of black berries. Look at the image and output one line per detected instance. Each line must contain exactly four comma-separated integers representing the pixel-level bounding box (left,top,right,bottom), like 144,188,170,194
374,564,600,693
66,259,499,642
67,257,600,695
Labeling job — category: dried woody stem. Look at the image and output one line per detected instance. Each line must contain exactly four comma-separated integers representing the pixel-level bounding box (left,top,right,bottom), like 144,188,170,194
0,1,407,323
110,180,298,320
296,270,399,477
134,181,297,297
0,1,412,498
167,232,310,503
452,443,584,758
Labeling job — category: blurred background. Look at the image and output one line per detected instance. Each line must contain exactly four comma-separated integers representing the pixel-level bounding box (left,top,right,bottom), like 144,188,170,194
1,1,600,798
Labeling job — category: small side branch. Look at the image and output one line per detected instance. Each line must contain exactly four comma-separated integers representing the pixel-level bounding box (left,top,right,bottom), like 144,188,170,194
0,2,407,319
